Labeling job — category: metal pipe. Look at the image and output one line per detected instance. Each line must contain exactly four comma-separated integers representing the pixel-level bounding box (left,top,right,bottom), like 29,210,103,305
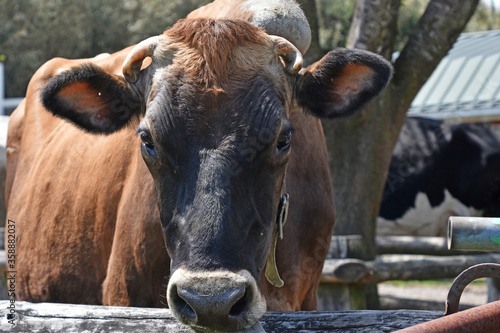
445,263,500,315
0,62,4,115
394,300,500,333
447,216,500,251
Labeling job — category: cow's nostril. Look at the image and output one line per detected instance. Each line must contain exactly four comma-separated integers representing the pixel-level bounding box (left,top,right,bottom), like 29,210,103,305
171,286,197,321
173,285,247,329
229,289,250,317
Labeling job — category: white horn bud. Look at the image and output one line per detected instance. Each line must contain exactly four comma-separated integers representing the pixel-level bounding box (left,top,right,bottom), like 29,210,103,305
270,36,303,75
123,36,160,83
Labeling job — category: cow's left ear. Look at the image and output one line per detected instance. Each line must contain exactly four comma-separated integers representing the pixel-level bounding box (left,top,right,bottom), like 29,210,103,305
41,63,142,134
295,48,393,118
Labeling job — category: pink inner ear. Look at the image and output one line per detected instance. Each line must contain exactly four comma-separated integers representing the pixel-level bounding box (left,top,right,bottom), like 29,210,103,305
59,82,109,116
332,64,375,96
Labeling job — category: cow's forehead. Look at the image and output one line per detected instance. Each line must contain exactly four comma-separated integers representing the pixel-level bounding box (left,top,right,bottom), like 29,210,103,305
144,69,286,149
142,19,292,145
160,18,277,90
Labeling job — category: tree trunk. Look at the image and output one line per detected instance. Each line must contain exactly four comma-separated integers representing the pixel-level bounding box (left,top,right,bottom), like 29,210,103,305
322,0,479,309
347,0,400,60
296,0,323,65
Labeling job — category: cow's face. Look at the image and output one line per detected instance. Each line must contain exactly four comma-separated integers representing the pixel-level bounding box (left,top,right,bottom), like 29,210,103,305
41,18,392,332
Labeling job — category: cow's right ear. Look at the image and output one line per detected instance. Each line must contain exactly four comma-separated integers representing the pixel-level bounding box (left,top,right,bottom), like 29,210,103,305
295,48,393,118
41,63,142,134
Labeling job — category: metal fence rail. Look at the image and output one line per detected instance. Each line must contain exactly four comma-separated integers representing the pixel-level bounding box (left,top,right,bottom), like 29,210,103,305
0,62,23,115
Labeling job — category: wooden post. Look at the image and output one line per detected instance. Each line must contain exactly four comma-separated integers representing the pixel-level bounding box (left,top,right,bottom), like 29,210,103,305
318,235,378,310
487,278,500,303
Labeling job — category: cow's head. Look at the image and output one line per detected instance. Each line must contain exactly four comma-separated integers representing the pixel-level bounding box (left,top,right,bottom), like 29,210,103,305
41,18,392,332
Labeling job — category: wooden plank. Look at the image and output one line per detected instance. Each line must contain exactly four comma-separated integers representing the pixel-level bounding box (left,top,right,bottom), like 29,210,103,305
330,235,486,257
368,253,500,283
2,300,192,332
321,253,500,284
0,301,441,332
261,310,440,332
321,258,370,283
327,235,374,310
375,236,485,256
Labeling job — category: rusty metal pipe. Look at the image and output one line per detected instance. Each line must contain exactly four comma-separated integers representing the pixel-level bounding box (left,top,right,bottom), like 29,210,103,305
394,300,500,333
448,216,500,251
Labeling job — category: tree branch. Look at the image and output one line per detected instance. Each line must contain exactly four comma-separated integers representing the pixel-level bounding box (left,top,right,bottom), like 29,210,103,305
393,0,479,95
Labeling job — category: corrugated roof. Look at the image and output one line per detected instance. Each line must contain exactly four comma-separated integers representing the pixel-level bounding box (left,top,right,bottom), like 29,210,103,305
407,29,500,121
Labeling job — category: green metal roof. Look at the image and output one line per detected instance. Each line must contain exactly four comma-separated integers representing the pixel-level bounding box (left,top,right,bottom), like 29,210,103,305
407,29,500,121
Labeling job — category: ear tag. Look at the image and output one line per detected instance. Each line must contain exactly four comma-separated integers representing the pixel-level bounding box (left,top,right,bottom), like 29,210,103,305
265,234,284,287
265,193,290,288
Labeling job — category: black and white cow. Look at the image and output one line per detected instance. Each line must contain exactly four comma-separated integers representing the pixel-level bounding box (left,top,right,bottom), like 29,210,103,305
378,117,500,236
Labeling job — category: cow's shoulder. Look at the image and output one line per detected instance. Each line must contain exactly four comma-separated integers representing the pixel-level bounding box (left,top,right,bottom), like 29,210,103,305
380,117,452,220
448,123,500,159
392,117,450,166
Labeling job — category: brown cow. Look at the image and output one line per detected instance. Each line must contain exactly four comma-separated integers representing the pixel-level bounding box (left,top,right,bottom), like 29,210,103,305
6,1,392,331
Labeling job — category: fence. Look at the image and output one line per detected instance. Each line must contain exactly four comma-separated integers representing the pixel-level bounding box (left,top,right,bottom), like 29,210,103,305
0,62,23,115
324,235,500,284
317,235,500,311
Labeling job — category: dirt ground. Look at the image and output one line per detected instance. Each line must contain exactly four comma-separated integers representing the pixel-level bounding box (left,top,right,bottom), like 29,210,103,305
378,281,488,311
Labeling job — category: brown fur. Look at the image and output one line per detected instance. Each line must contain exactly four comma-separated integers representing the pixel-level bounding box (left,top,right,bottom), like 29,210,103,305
165,18,270,89
6,42,334,312
6,49,170,306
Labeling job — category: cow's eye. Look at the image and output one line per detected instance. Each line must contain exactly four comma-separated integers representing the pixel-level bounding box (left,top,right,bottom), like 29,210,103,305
140,132,155,155
277,128,294,152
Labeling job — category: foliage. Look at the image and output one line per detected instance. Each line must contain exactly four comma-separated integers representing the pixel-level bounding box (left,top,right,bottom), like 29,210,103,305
0,0,209,98
316,0,355,50
465,1,500,31
396,0,429,52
